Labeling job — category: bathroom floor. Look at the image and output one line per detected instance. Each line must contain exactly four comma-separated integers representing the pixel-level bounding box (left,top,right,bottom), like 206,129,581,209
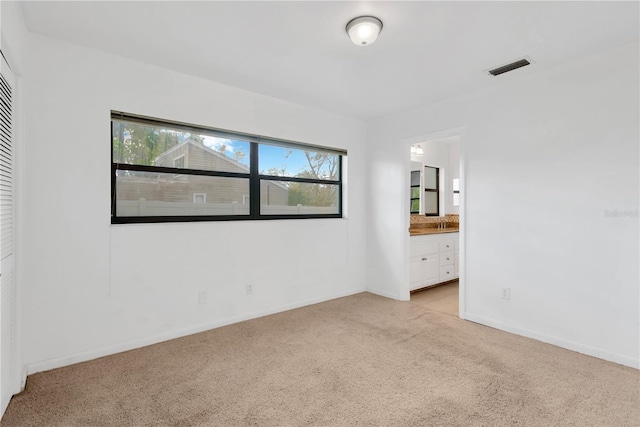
410,281,459,316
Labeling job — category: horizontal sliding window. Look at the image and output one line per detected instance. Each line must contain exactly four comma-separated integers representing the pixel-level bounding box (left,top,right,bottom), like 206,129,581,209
111,112,345,223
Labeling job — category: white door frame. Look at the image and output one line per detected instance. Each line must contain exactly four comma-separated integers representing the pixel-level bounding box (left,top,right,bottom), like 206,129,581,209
403,126,467,318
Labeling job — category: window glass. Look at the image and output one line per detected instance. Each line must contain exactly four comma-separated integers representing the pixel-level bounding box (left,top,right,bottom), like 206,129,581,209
260,180,339,215
411,199,420,213
410,170,420,186
424,192,438,215
259,144,339,181
423,165,439,216
112,121,251,172
115,170,250,216
453,178,460,207
424,166,437,189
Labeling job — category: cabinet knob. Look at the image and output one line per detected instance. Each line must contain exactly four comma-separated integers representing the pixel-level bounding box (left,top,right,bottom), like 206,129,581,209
422,257,427,261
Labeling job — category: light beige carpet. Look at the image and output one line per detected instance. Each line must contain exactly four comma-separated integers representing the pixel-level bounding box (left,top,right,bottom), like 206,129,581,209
2,292,639,426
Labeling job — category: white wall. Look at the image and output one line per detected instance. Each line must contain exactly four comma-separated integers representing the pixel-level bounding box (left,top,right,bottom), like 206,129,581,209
20,33,367,373
1,2,27,75
367,42,639,368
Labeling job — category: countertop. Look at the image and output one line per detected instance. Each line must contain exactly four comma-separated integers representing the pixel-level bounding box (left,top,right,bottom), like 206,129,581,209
409,227,459,236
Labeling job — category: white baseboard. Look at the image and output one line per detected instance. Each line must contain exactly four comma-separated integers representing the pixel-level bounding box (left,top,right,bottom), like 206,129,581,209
366,287,405,301
464,312,639,369
26,287,365,375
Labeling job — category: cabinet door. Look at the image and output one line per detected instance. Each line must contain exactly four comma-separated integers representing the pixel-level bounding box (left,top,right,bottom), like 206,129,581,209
410,256,424,290
422,254,439,284
410,254,440,290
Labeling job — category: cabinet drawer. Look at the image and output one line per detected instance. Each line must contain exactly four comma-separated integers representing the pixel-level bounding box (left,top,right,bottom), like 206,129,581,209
410,239,439,257
440,265,455,282
439,250,454,266
439,240,455,252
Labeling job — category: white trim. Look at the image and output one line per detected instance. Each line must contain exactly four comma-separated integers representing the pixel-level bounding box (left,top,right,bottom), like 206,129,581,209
465,313,639,369
25,287,366,375
367,287,406,301
13,76,26,396
0,56,24,419
457,128,467,319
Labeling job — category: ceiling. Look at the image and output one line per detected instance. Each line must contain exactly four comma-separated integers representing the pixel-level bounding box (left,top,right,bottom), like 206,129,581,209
19,1,639,121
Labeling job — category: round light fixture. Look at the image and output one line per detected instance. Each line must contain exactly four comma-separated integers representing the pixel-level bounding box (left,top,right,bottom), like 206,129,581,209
411,144,424,156
346,16,383,46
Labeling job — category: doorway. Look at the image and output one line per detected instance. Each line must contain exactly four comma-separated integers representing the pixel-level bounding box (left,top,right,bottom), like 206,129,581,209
407,132,464,317
411,281,459,316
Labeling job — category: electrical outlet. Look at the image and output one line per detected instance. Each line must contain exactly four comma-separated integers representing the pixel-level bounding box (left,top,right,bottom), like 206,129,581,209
246,283,253,295
198,291,207,304
501,288,510,300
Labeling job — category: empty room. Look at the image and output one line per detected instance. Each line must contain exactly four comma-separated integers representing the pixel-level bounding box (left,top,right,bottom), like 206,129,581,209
0,1,638,426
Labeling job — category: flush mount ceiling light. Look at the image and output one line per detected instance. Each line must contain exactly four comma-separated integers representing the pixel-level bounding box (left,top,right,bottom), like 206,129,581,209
411,144,424,156
346,16,383,46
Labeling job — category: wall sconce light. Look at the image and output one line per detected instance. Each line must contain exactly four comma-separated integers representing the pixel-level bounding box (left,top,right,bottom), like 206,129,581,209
411,144,424,156
346,16,383,46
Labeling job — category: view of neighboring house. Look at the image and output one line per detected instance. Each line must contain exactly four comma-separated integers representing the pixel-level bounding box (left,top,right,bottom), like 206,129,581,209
155,137,249,175
116,138,288,216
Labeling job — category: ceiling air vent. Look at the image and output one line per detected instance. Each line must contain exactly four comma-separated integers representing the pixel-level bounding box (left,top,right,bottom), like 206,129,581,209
488,58,531,76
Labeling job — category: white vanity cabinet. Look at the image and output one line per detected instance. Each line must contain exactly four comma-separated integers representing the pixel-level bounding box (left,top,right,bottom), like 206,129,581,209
410,232,459,291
